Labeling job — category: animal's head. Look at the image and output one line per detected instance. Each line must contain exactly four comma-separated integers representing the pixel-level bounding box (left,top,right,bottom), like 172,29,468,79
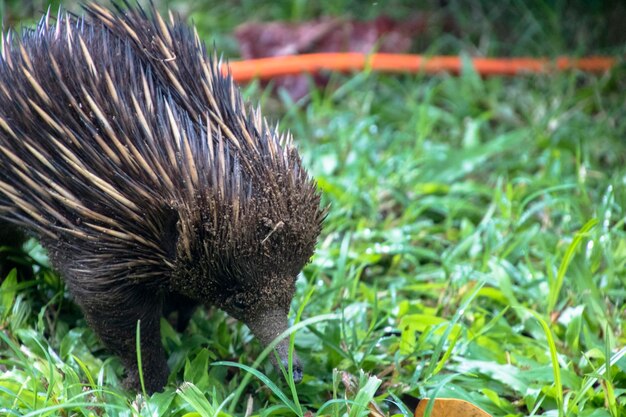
170,125,324,381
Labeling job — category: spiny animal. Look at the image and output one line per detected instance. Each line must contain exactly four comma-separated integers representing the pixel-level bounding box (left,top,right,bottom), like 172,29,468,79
0,2,323,392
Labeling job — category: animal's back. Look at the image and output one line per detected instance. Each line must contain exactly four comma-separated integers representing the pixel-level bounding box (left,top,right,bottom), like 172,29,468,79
0,6,262,279
0,10,170,244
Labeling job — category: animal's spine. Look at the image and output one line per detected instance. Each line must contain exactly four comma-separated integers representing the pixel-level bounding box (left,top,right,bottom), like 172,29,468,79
0,4,319,275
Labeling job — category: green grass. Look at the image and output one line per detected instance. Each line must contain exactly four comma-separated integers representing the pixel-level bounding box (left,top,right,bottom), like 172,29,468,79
1,0,626,416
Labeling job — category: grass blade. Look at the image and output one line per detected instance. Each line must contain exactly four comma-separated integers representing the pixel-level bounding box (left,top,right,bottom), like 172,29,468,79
548,218,598,313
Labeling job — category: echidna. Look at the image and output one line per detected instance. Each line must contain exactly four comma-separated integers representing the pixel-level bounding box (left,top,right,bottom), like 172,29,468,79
0,2,323,392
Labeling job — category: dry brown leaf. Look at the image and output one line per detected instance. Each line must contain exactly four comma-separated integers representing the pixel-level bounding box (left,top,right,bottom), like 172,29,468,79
414,398,492,417
368,400,386,417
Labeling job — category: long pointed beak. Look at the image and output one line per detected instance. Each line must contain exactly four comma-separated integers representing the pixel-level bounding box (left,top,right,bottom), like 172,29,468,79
245,308,303,382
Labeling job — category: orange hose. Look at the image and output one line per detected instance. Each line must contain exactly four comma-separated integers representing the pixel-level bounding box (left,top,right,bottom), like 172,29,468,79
224,53,618,82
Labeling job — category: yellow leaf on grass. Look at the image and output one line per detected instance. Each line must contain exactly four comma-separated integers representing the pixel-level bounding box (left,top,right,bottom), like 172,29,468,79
414,398,491,417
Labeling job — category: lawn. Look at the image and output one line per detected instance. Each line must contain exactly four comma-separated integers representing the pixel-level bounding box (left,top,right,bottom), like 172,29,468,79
1,1,625,416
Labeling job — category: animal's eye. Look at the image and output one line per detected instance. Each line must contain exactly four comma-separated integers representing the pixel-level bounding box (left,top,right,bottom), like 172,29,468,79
232,294,247,310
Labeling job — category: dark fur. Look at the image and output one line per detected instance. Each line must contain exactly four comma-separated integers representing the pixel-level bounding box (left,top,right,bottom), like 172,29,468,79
0,223,31,279
0,3,323,392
